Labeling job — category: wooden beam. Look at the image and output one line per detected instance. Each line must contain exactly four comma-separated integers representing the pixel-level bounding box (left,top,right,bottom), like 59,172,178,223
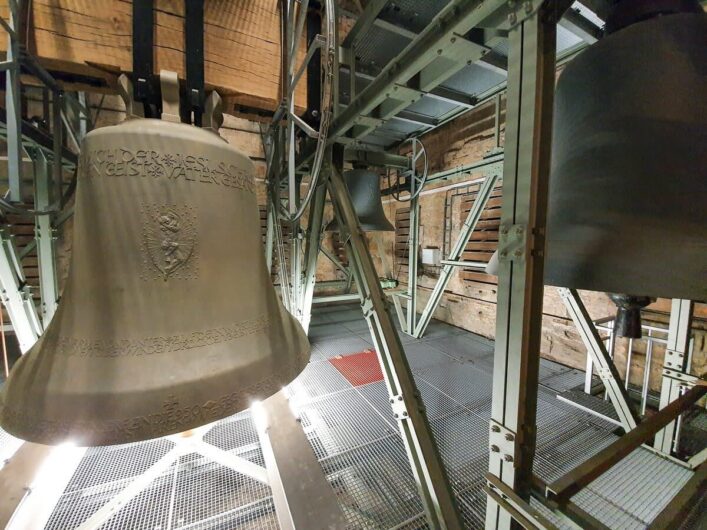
0,0,305,113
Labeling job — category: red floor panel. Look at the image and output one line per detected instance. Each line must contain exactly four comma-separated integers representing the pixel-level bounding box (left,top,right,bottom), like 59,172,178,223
329,349,384,387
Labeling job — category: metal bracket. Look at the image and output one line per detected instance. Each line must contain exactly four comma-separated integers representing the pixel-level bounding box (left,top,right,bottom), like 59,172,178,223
497,224,527,263
490,420,518,465
361,297,374,317
390,394,409,420
507,0,542,28
663,349,686,371
662,368,698,387
595,366,613,379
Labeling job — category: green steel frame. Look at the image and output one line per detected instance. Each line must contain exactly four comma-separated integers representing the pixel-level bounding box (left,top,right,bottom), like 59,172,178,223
328,145,464,528
485,1,570,527
654,299,694,454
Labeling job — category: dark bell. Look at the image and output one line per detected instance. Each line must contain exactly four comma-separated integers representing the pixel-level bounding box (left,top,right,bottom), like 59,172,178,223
609,294,653,339
544,8,707,300
327,169,394,232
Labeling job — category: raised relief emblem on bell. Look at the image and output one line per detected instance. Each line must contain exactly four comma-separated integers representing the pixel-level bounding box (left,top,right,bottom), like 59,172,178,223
142,204,198,281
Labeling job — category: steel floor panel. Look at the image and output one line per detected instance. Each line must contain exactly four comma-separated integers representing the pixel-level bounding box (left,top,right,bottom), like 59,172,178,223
314,335,372,359
34,304,705,529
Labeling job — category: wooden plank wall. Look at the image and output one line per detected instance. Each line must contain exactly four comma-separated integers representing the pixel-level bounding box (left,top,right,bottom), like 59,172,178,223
394,207,410,277
0,0,306,113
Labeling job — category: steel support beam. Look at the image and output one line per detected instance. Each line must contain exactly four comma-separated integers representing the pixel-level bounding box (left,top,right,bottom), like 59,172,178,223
344,148,410,169
558,8,602,44
485,2,565,527
341,0,388,48
484,474,558,530
4,0,23,202
0,442,86,530
413,171,499,338
654,298,693,454
329,0,509,141
298,178,328,333
265,199,275,273
530,477,609,530
558,288,639,432
0,228,42,352
327,148,463,529
254,392,347,530
373,232,405,331
405,195,420,335
33,149,59,327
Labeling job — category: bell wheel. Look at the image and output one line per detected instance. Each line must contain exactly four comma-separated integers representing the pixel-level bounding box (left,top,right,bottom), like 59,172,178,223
388,138,428,202
265,0,336,223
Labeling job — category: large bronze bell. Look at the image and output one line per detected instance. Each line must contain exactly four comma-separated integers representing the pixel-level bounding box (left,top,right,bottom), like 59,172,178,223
326,169,394,232
0,74,310,446
544,4,707,301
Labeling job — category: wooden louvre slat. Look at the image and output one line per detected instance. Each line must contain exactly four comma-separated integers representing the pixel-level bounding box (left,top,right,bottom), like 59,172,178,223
460,184,502,286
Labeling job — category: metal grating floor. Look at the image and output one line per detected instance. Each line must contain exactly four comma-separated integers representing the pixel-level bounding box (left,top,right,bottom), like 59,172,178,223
2,303,704,529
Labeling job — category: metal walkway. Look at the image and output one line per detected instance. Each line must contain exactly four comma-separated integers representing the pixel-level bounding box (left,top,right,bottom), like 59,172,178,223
1,304,704,529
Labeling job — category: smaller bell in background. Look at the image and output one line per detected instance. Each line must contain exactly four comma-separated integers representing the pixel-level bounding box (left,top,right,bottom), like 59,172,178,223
326,168,394,232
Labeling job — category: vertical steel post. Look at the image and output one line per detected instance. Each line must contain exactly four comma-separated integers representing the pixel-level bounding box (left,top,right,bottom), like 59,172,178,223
328,147,463,529
405,194,420,334
0,229,42,352
299,176,328,333
33,149,59,327
641,329,653,416
51,90,64,203
654,299,693,454
485,3,562,528
265,199,275,273
5,0,23,202
584,350,593,394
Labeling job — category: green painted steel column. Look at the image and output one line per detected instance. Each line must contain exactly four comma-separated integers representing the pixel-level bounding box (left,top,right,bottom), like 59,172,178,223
485,1,567,528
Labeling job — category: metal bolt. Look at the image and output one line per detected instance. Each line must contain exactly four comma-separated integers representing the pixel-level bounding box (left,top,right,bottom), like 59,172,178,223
390,398,395,404
467,60,472,66
450,37,456,43
525,1,533,13
508,13,516,24
505,433,514,441
398,396,403,401
403,411,408,417
500,251,508,258
491,425,501,433
501,227,509,235
504,454,514,462
514,249,522,257
437,49,443,55
515,227,523,235
491,445,500,452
